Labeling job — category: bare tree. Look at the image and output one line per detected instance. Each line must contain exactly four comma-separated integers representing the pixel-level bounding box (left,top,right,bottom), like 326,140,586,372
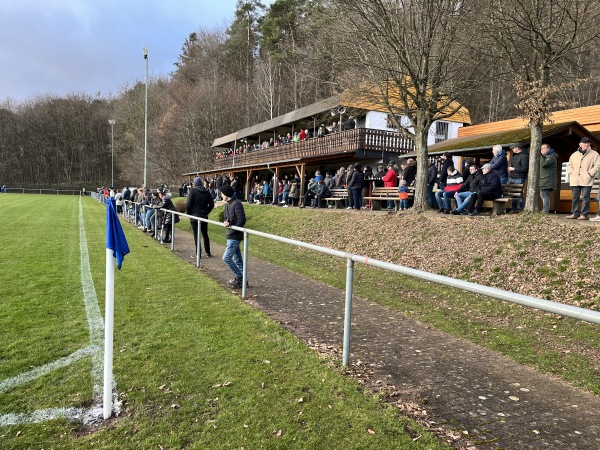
483,0,600,212
332,0,483,211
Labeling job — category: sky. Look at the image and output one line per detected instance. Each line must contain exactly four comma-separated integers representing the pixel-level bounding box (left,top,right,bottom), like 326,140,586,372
0,0,241,104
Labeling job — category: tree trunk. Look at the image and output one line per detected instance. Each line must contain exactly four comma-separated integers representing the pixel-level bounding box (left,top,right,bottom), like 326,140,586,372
413,128,429,212
525,121,542,212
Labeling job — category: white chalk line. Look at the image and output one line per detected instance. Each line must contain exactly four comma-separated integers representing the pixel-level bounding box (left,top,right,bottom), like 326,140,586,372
0,345,99,394
0,198,118,426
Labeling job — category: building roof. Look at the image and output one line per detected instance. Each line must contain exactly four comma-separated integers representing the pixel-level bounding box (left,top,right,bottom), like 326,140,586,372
212,96,343,147
459,104,600,138
212,88,472,148
403,121,596,158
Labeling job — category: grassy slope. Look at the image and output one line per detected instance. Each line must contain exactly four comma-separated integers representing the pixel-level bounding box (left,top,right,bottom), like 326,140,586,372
200,204,600,395
0,195,447,449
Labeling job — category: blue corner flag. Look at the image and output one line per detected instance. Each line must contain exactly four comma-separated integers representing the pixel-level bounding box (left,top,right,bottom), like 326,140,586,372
106,198,130,270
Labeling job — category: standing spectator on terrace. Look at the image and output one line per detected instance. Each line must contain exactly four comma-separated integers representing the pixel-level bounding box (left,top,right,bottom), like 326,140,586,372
372,165,385,188
489,144,509,184
566,137,600,220
330,121,339,133
299,128,307,141
402,158,417,187
382,161,398,209
314,170,323,182
288,176,300,206
451,164,482,215
427,160,439,208
334,166,346,188
215,175,223,200
437,152,454,189
344,116,356,130
397,160,408,183
115,189,124,214
345,164,354,209
465,164,502,216
348,163,364,211
507,142,529,214
317,124,329,138
324,172,334,189
187,176,215,258
221,184,247,289
539,143,558,214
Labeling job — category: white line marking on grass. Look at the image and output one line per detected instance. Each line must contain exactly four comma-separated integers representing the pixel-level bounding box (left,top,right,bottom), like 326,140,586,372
79,196,105,400
0,408,86,427
0,345,99,394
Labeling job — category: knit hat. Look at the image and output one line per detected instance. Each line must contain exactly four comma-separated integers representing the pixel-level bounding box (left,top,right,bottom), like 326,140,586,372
221,185,235,198
193,177,203,187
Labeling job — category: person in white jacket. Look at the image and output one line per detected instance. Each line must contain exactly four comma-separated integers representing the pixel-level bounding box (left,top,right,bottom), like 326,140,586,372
566,137,600,220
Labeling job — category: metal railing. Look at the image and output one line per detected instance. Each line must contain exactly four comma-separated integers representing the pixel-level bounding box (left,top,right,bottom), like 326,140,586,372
5,188,83,195
100,197,600,367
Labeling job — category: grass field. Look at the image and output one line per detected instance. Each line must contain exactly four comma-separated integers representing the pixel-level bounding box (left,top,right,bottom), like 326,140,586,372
195,203,600,396
0,195,448,449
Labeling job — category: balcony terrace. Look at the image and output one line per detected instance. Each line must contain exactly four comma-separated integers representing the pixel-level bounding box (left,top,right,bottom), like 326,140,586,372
212,128,414,171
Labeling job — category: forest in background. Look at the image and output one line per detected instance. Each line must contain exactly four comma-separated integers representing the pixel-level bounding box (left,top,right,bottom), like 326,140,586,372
2,0,600,189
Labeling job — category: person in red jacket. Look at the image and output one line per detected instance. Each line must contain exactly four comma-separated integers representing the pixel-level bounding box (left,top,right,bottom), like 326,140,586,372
382,162,398,209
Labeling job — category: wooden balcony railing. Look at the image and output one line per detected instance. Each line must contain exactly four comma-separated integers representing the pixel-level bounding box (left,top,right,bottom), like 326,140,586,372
212,128,414,170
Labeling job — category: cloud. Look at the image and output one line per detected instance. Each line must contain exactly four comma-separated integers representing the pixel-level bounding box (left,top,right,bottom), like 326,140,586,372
0,0,238,103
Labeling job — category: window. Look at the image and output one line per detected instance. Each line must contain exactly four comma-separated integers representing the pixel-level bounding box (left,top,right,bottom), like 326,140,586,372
435,121,449,143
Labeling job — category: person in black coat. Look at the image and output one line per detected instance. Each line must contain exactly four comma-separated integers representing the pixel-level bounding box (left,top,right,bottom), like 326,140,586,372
347,163,364,211
465,164,502,216
186,177,215,257
427,161,438,208
438,152,454,189
221,184,247,288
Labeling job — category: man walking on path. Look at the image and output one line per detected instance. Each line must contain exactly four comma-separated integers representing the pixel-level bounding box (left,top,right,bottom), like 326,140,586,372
566,137,600,220
221,184,247,289
186,177,215,257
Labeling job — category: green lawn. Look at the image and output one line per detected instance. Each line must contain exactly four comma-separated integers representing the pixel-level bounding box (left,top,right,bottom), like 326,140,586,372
0,195,447,449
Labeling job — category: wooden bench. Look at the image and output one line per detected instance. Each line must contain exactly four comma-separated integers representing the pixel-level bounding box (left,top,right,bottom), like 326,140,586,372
323,188,348,208
482,183,525,215
363,186,414,211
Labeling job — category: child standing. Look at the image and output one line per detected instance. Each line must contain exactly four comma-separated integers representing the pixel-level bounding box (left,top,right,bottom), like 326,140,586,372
398,179,410,210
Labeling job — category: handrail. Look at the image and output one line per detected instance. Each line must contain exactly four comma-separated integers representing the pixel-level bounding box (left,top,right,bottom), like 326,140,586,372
112,197,600,366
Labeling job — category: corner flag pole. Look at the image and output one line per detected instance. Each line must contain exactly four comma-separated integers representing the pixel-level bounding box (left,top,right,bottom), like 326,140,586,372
103,246,115,419
104,198,130,419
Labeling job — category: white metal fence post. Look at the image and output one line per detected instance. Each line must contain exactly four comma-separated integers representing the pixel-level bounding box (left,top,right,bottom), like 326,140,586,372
342,258,354,366
242,231,249,299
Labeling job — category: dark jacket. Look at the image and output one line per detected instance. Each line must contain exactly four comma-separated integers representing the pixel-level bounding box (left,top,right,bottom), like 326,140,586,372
403,161,417,186
540,149,558,191
347,170,364,190
428,163,438,187
458,170,483,193
224,197,246,241
161,197,177,225
479,171,503,198
316,183,331,198
510,150,529,179
439,158,453,184
186,185,214,218
489,150,508,180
